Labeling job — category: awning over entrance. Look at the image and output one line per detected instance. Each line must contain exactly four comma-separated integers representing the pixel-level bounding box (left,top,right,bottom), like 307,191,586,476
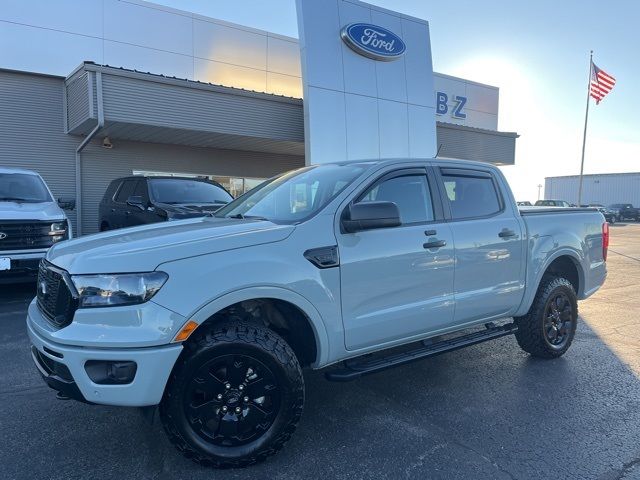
64,63,517,165
65,63,305,156
436,122,518,166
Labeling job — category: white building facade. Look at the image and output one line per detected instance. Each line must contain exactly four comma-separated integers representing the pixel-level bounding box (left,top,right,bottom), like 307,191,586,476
545,173,640,206
0,0,517,234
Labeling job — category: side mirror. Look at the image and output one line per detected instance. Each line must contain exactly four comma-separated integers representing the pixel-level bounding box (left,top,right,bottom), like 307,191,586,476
57,197,76,211
342,201,401,233
126,195,146,210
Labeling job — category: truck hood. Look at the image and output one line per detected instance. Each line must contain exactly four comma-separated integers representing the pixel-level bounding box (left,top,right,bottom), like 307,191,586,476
47,217,295,274
0,201,65,221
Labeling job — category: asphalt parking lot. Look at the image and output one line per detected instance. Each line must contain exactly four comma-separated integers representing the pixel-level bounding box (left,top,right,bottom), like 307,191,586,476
1,225,639,480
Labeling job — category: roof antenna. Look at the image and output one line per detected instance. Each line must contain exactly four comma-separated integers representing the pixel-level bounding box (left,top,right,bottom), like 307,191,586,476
435,143,444,157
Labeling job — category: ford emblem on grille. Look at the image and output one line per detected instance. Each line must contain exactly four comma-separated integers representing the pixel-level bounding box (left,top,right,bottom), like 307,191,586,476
0,232,7,240
340,23,406,61
38,280,48,298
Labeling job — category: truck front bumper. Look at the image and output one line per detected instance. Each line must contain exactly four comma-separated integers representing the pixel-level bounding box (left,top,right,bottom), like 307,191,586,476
27,311,183,407
0,250,46,284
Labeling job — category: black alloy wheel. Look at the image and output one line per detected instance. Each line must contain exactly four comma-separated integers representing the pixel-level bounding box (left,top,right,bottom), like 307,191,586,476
542,291,574,349
185,354,281,447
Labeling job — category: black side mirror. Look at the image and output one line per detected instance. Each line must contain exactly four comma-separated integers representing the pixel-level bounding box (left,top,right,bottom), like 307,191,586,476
126,195,146,210
57,197,76,211
342,201,401,233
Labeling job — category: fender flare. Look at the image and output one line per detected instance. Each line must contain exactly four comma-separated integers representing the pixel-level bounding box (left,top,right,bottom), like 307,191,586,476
516,246,585,317
186,286,330,368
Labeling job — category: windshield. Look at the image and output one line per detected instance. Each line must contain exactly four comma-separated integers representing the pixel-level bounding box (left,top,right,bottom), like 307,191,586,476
0,173,52,203
215,163,368,224
149,179,233,204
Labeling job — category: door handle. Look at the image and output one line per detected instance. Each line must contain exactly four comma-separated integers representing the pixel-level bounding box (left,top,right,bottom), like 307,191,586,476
498,229,517,238
423,240,446,249
424,229,437,236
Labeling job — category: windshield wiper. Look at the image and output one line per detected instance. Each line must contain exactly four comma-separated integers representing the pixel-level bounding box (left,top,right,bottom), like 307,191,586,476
225,213,268,221
0,196,32,202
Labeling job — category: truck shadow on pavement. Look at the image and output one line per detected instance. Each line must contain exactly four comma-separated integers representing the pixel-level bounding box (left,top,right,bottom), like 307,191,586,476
1,289,639,480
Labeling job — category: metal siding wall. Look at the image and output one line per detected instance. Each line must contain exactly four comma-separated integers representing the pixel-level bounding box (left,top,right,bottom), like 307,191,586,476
65,71,91,131
80,139,304,234
100,74,304,141
545,174,640,206
436,124,516,165
0,71,78,229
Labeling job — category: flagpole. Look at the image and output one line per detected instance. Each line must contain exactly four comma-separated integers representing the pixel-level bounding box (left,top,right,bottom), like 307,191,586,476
577,50,593,206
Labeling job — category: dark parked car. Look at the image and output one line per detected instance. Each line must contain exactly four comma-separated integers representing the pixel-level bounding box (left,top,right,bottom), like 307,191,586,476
99,176,233,231
534,199,571,207
517,201,532,206
587,204,616,224
608,203,640,222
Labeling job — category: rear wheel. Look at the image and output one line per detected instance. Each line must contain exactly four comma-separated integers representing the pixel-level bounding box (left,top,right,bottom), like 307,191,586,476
160,322,304,468
514,276,578,358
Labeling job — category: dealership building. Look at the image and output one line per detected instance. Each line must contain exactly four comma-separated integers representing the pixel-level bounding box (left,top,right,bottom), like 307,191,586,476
0,0,518,235
545,172,640,206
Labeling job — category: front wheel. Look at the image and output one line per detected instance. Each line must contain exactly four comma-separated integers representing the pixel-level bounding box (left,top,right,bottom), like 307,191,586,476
514,276,578,359
160,322,304,468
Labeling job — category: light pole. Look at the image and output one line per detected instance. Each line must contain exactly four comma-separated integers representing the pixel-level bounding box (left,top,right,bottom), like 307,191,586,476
537,184,543,201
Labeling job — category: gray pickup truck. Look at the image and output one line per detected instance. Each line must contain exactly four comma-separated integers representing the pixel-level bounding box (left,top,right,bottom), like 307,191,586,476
27,158,607,468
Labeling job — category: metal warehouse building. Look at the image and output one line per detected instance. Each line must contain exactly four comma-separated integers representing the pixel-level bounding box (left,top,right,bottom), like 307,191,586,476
545,173,640,207
0,0,518,235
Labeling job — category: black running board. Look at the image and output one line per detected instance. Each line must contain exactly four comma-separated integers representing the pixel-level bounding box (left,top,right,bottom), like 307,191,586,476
325,322,517,382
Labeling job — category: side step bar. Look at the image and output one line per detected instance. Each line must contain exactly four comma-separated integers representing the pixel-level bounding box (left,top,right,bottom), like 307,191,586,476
325,322,518,382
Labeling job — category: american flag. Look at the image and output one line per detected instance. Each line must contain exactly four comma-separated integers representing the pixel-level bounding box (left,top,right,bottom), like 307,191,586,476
590,62,616,104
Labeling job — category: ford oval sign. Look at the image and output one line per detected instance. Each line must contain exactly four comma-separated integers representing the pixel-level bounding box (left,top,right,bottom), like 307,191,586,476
341,23,406,61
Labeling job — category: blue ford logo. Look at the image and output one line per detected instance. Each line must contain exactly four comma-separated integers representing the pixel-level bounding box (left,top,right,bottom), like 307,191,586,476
341,23,406,61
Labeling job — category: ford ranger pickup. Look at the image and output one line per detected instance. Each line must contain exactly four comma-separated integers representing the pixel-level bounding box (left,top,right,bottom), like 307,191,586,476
26,158,607,468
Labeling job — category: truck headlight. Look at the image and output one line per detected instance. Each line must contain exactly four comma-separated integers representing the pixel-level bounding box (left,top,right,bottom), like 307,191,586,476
49,221,68,242
71,272,168,308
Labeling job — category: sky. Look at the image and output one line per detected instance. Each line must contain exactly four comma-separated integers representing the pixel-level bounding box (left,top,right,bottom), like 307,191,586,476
155,0,640,201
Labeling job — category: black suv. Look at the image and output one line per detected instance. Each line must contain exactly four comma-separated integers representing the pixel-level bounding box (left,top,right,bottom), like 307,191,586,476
99,176,233,231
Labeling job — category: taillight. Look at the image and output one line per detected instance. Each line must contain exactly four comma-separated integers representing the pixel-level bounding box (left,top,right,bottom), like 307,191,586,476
602,222,609,261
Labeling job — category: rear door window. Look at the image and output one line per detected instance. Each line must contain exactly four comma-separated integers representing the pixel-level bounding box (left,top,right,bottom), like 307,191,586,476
441,170,502,219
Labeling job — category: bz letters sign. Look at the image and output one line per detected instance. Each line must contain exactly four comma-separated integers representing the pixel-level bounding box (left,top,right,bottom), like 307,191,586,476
436,92,467,119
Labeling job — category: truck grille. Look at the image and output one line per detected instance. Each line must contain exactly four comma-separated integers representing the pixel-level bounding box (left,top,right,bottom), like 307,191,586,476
0,220,65,251
37,260,78,329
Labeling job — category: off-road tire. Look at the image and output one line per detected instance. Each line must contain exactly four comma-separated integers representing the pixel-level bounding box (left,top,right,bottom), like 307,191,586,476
514,276,578,359
160,322,304,468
